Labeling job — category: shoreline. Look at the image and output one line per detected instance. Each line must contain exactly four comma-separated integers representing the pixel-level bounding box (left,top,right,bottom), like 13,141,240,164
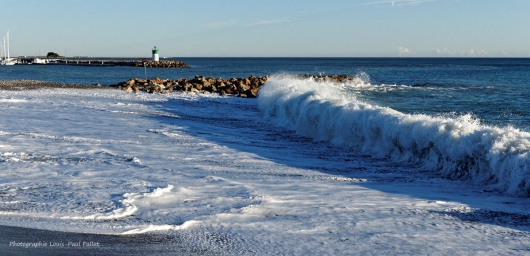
0,80,110,91
1,74,357,98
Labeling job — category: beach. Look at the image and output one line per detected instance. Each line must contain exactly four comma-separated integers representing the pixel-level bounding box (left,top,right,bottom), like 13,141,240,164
0,81,217,255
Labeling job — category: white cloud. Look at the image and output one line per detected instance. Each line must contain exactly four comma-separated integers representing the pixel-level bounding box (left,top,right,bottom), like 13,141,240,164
435,48,489,57
396,46,411,56
245,18,291,27
359,0,438,8
436,48,455,56
201,17,291,29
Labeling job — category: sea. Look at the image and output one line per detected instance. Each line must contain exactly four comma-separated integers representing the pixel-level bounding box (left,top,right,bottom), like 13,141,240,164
4,57,530,129
1,58,530,254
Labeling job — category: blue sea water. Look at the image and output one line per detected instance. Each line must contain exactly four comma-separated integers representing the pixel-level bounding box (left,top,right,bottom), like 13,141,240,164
2,58,530,130
2,57,530,195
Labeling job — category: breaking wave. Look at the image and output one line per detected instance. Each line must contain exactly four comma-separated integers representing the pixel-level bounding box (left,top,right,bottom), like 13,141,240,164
258,75,530,196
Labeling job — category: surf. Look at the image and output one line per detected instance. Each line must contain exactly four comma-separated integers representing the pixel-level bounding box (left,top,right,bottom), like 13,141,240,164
258,75,530,196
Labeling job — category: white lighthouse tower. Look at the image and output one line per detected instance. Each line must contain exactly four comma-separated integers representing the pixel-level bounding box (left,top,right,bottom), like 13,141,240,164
152,46,159,62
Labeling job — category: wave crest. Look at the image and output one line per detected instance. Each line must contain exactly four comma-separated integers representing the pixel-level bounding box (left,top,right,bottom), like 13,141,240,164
258,75,530,196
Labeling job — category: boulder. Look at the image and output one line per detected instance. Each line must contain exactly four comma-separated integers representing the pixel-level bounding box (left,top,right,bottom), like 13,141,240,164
237,82,250,93
248,88,260,98
126,79,135,86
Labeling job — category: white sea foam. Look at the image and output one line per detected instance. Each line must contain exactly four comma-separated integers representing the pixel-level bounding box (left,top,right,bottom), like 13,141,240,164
0,98,28,103
1,88,530,254
258,75,530,196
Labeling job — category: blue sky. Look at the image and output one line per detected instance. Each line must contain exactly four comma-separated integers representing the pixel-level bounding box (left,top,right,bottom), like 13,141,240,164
2,0,529,57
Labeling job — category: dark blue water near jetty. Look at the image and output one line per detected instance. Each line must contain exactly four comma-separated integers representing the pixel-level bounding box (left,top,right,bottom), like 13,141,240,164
1,57,530,130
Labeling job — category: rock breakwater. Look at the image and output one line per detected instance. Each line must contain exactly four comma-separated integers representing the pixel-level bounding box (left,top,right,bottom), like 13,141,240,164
112,74,357,98
112,75,267,98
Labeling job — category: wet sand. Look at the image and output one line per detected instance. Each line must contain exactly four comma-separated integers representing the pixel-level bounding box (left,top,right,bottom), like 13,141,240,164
0,225,210,255
0,79,222,255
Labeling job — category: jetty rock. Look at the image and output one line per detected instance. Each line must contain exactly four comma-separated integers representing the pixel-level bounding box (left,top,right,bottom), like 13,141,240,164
111,74,356,98
111,75,267,98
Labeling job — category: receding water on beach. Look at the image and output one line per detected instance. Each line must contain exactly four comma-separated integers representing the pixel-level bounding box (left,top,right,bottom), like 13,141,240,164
1,58,530,254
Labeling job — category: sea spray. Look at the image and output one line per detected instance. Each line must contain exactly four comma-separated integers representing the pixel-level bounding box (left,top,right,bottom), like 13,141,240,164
258,75,530,196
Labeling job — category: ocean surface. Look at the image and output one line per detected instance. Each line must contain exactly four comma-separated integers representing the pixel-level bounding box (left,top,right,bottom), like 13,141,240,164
1,58,530,254
4,58,530,130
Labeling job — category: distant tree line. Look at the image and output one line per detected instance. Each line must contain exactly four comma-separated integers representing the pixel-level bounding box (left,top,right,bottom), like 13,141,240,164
46,52,61,58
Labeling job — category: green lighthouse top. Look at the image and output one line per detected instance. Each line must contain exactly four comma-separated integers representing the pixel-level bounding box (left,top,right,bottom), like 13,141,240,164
152,46,159,54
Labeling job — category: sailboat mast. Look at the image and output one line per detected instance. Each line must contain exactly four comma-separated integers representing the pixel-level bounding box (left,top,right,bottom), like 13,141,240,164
6,30,9,59
2,36,4,60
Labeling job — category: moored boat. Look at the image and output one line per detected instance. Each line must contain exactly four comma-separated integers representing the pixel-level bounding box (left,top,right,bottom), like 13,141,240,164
0,30,17,65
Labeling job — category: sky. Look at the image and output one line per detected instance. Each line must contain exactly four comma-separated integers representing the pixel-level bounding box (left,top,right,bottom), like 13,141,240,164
1,0,529,57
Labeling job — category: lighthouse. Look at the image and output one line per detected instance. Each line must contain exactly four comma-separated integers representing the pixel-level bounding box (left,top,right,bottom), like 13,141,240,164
152,46,159,62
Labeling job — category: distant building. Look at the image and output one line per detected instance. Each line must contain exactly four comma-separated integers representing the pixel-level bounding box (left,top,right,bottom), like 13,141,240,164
152,46,159,61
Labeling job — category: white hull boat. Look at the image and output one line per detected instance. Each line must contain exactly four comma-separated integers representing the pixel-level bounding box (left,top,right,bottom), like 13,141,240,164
1,30,16,65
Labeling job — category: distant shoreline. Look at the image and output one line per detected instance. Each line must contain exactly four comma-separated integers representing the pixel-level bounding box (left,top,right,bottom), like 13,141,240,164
14,58,190,68
0,80,108,90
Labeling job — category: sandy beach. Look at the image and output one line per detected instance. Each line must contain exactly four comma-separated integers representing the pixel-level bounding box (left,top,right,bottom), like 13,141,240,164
0,82,227,255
